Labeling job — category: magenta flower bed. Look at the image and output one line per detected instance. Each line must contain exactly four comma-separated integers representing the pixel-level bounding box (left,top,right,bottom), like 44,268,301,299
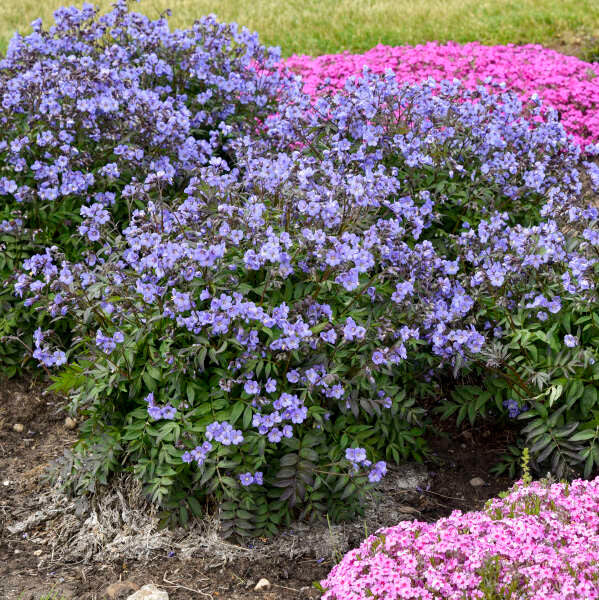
285,42,599,147
321,478,599,600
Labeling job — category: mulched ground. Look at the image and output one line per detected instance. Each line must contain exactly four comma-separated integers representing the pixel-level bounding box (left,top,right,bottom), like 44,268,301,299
0,376,515,600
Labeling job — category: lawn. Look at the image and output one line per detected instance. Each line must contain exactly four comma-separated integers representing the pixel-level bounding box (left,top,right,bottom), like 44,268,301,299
1,0,599,56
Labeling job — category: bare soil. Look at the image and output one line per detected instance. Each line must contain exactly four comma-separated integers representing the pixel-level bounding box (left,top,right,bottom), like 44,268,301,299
0,377,515,600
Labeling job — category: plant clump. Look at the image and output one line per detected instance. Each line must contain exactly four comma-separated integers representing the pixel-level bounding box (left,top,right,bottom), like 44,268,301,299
320,477,599,600
16,37,599,537
0,0,293,376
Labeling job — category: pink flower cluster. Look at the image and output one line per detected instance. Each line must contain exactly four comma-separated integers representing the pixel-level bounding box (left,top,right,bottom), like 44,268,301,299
321,478,599,600
285,42,599,147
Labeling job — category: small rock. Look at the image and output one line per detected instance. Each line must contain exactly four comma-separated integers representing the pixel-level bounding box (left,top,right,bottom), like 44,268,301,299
105,580,139,599
64,416,77,430
470,477,485,487
393,463,429,492
254,578,271,592
13,423,24,433
126,584,168,600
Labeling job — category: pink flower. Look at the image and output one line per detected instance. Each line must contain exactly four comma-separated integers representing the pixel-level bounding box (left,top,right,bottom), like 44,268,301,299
321,477,599,599
285,42,599,147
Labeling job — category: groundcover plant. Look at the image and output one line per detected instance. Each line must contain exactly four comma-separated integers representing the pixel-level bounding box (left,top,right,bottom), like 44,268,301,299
285,42,599,148
0,0,293,376
15,19,599,537
319,476,599,600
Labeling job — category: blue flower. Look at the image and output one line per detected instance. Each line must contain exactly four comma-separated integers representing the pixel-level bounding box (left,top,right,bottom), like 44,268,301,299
564,334,578,348
239,473,254,486
368,461,387,483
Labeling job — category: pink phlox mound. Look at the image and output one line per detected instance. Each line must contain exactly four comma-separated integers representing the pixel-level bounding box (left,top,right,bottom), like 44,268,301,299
285,42,599,148
321,478,599,600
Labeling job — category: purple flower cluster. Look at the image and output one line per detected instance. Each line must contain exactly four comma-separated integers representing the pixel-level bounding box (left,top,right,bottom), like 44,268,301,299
95,329,124,354
368,461,387,483
564,334,579,348
346,447,369,468
346,448,388,482
0,0,295,274
503,398,526,419
32,327,66,367
12,11,599,521
182,442,213,466
239,471,264,486
252,391,307,443
145,392,176,421
205,421,244,446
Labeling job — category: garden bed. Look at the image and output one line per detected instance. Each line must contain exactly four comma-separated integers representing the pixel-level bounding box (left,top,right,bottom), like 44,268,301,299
1,4,599,599
1,378,513,599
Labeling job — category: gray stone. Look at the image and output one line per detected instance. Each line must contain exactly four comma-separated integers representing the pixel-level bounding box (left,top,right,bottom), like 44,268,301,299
390,462,429,492
470,477,485,487
126,584,168,600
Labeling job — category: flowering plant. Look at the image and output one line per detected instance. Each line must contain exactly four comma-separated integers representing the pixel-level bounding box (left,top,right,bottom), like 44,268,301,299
0,0,293,376
320,476,599,600
18,53,599,534
260,70,599,480
285,41,599,148
439,289,599,480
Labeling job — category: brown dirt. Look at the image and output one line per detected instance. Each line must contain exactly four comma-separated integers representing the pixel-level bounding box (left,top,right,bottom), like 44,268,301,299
0,377,515,600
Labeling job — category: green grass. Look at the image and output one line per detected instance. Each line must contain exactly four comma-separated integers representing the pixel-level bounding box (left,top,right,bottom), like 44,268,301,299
1,0,599,57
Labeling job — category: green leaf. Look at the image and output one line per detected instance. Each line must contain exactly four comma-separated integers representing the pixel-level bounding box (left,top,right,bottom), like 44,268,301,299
243,404,253,429
142,371,156,391
280,453,298,467
570,429,597,442
584,453,595,478
582,387,598,416
529,434,552,455
236,509,254,520
179,505,189,525
146,365,161,380
340,482,357,500
546,332,561,353
553,422,579,438
547,404,568,427
230,401,245,425
302,432,321,448
536,440,556,464
299,447,319,462
567,380,584,403
186,382,196,404
220,476,238,489
276,467,297,479
548,384,563,408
